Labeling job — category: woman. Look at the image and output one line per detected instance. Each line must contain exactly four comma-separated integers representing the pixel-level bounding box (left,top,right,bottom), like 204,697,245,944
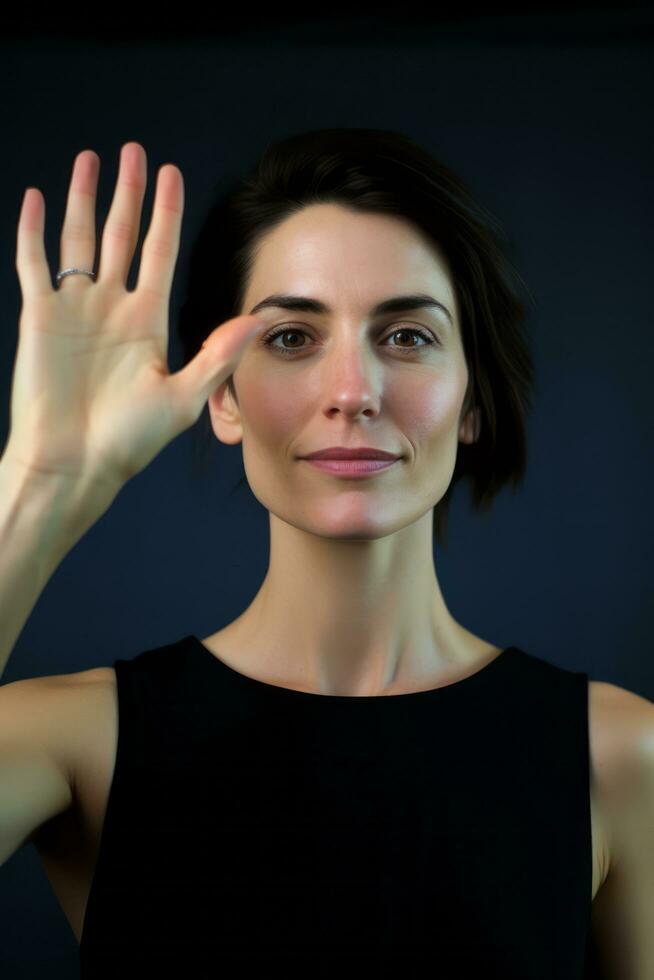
1,128,652,978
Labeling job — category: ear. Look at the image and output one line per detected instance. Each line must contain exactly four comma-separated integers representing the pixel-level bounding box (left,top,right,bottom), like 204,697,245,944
459,405,481,444
207,378,244,447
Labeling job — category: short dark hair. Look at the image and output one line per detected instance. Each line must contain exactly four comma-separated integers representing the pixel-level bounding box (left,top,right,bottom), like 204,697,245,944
176,127,536,547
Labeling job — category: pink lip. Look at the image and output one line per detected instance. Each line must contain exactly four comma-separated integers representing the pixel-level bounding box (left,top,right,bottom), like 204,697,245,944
303,458,399,476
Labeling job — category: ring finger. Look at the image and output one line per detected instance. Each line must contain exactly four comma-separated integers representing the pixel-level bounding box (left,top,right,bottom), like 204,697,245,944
57,149,100,290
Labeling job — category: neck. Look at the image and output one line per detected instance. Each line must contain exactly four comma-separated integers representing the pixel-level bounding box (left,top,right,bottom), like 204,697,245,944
217,510,494,696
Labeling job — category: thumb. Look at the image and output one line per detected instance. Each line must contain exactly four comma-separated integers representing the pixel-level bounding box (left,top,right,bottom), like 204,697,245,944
169,315,265,425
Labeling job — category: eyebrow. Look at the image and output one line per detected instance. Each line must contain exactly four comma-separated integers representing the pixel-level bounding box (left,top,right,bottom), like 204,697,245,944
248,293,454,326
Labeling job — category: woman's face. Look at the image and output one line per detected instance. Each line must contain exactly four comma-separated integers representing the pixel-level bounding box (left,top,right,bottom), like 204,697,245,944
208,203,479,541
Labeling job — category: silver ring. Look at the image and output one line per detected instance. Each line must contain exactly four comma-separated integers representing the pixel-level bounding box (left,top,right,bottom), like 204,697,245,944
56,268,97,284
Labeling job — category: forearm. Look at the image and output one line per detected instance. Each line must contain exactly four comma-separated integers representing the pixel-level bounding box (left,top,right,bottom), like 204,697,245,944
0,455,120,681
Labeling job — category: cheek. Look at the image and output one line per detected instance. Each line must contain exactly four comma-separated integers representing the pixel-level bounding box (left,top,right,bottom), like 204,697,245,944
396,371,466,444
236,373,300,441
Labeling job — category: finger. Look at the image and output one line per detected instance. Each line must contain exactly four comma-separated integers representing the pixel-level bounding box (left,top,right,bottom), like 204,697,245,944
134,163,184,302
95,142,147,288
167,316,266,427
16,187,54,300
57,149,100,291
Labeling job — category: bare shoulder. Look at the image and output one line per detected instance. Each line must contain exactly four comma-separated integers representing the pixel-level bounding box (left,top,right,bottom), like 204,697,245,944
588,679,654,853
589,680,654,765
51,665,117,777
65,666,116,687
0,666,117,854
6,665,116,691
1,663,115,716
1,666,116,794
588,681,654,975
588,678,654,720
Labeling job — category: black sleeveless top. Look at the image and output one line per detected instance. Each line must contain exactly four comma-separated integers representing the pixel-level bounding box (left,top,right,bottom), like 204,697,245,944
79,635,596,978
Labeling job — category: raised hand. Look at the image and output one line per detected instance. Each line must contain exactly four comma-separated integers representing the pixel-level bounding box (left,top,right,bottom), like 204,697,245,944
5,142,264,495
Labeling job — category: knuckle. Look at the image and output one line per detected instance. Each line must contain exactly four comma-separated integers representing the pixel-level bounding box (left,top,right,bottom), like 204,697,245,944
157,199,184,216
105,220,134,243
62,221,94,244
16,249,39,267
145,234,175,260
138,283,165,304
120,173,145,192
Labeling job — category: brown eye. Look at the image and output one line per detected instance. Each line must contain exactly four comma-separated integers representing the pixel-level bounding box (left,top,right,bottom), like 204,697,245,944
382,327,436,351
263,328,308,354
261,324,438,357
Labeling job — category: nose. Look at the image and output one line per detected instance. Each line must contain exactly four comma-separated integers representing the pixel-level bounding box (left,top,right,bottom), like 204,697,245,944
318,344,383,420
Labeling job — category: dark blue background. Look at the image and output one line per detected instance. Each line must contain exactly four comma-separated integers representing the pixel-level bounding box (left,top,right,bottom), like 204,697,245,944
0,7,651,976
